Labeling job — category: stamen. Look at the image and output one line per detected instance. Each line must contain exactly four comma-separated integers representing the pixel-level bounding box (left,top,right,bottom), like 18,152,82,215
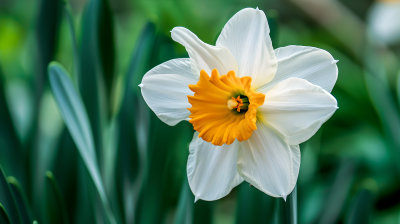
227,96,246,112
227,98,238,110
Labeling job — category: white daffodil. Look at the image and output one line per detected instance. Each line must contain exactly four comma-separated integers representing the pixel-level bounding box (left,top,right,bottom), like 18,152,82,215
140,8,338,201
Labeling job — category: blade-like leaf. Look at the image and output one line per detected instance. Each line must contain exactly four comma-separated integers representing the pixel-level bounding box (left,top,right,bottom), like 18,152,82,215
35,0,63,105
63,1,80,86
48,62,116,224
7,177,32,224
318,159,356,224
364,43,400,177
78,0,105,169
44,171,69,224
266,9,279,48
279,185,297,224
0,165,21,224
116,22,156,224
78,0,116,173
0,204,11,224
173,175,194,224
97,0,115,105
235,183,276,224
0,65,23,181
134,34,197,224
345,188,372,224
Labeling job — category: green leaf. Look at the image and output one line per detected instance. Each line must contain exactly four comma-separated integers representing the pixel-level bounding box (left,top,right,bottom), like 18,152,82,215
97,0,116,105
115,22,156,224
363,44,400,177
345,189,372,224
35,0,63,97
134,32,195,222
266,9,279,48
44,171,69,224
235,183,276,224
193,200,214,224
48,62,116,224
78,0,108,173
79,0,116,118
0,65,23,180
173,175,194,224
278,185,297,224
0,204,11,224
33,221,38,224
63,1,80,86
397,71,400,108
0,165,21,224
7,177,32,224
318,159,356,223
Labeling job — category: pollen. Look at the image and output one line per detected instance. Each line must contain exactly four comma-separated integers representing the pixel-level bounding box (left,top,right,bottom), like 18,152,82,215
187,69,265,146
227,96,244,112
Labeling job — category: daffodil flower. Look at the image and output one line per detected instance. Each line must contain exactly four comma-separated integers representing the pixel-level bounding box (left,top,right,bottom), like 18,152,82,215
140,8,338,201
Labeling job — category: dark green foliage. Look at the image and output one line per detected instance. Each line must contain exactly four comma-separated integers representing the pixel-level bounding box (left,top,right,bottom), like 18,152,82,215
279,186,297,224
235,183,277,224
0,204,11,224
115,22,156,224
8,177,33,224
345,188,373,224
35,0,63,93
0,65,23,183
0,166,21,224
44,171,69,224
1,0,400,223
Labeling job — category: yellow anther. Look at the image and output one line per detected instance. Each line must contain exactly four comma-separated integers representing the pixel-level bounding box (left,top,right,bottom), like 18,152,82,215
227,96,244,112
227,98,238,110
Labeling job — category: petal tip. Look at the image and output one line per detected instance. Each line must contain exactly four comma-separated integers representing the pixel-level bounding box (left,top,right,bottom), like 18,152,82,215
138,83,144,88
282,195,287,201
194,196,200,203
333,60,339,64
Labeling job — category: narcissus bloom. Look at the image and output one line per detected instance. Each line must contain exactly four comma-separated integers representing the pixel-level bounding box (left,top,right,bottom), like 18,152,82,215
140,8,338,201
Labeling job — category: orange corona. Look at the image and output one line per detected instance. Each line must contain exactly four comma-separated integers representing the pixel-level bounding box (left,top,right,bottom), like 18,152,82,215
187,69,265,146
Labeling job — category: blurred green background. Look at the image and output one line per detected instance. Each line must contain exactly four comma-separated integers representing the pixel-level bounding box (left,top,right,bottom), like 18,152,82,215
1,0,400,223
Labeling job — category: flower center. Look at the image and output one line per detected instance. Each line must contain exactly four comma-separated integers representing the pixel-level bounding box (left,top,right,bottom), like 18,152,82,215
187,69,265,146
227,95,249,112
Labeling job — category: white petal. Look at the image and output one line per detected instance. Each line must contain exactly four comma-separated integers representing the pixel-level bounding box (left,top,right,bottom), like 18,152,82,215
216,8,277,89
140,58,197,126
171,27,238,76
258,77,338,145
256,46,338,93
238,122,300,198
187,132,244,201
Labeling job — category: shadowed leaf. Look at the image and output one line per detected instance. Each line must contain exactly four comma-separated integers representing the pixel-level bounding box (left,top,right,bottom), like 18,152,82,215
318,159,356,224
266,9,279,48
235,183,276,224
279,185,297,224
345,189,373,224
63,1,80,86
7,177,32,224
48,62,116,224
44,171,69,224
35,0,63,101
173,175,194,224
0,165,21,224
0,204,11,224
116,22,156,224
